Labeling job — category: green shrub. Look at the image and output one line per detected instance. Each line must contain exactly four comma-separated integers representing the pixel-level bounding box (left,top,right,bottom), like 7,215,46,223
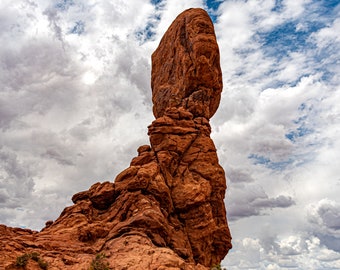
15,254,30,266
30,252,40,261
37,258,48,270
89,253,111,270
15,252,48,269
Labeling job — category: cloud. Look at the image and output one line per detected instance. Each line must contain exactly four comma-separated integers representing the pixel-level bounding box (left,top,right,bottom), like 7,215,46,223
227,167,255,183
41,148,75,166
252,194,295,208
227,183,295,220
307,199,340,252
213,0,340,268
0,0,158,230
0,146,38,227
224,233,340,269
0,147,35,199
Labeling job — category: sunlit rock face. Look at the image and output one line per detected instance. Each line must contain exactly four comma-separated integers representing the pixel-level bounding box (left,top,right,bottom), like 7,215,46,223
0,8,231,270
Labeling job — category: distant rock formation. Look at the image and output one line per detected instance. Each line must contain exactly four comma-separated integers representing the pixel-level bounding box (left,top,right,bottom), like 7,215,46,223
0,8,231,270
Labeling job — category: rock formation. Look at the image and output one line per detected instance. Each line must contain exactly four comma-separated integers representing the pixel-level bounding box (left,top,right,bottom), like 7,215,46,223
151,8,222,119
0,8,231,270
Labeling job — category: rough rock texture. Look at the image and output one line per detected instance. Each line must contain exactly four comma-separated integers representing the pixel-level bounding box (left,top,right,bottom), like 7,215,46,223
0,8,231,270
151,8,222,119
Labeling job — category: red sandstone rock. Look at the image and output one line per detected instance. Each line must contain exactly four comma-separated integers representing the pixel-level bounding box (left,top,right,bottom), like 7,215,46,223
0,8,231,270
151,8,223,119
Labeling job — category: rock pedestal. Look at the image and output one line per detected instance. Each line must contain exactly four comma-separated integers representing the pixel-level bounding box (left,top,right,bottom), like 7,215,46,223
0,8,231,270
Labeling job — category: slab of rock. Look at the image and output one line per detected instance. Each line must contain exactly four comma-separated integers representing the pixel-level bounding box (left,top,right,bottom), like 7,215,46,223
0,8,231,270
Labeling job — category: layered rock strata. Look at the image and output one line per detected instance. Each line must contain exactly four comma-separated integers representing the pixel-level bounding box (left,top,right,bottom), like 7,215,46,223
0,8,231,270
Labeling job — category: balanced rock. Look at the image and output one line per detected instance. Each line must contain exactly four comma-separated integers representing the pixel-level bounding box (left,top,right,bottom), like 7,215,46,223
151,8,222,119
0,8,231,270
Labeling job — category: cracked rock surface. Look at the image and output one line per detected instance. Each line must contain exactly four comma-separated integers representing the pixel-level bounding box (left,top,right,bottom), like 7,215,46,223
0,8,231,270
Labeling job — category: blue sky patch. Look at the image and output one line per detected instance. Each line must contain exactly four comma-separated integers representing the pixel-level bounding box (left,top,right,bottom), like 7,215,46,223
248,154,293,170
271,0,284,12
55,0,74,11
150,0,164,11
261,74,306,89
258,0,339,61
259,21,317,59
248,154,271,166
298,103,306,111
135,11,162,43
70,21,85,35
312,39,340,84
135,21,158,43
206,0,223,22
316,0,340,17
135,0,163,43
293,115,308,125
285,126,313,142
286,103,314,142
206,0,222,11
150,0,162,5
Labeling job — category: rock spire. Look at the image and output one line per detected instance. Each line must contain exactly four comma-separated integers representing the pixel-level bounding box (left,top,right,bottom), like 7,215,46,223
0,8,231,270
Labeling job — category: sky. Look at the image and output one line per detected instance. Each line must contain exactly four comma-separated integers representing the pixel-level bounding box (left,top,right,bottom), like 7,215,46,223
0,0,340,269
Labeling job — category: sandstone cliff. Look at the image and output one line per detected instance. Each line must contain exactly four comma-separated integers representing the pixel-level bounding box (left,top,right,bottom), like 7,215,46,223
0,8,231,270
